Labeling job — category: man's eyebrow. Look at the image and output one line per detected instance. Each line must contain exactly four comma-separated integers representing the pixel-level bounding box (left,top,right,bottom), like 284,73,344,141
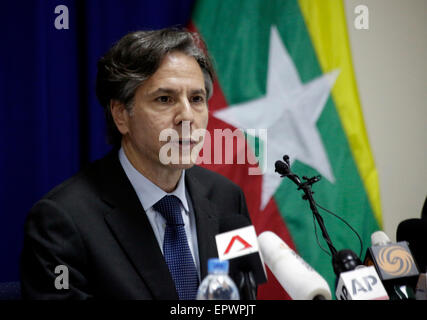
148,88,177,96
189,88,207,96
148,87,206,96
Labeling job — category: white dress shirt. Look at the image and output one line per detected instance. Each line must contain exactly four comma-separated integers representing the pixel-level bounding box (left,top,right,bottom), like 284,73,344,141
118,148,200,279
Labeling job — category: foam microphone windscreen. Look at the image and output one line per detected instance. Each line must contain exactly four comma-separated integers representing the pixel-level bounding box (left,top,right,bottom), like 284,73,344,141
258,231,332,300
396,218,427,273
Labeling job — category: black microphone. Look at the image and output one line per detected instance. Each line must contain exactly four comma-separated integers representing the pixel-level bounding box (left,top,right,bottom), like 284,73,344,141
397,218,427,299
274,160,289,176
274,158,301,186
364,230,419,300
396,219,427,273
216,215,267,300
334,249,389,300
421,196,427,220
333,249,362,276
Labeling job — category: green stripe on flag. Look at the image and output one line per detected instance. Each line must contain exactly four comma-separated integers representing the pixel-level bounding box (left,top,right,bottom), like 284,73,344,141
273,0,380,294
193,0,272,104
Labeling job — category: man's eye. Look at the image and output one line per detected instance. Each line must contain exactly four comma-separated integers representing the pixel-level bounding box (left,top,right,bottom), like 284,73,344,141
191,95,205,103
156,96,172,103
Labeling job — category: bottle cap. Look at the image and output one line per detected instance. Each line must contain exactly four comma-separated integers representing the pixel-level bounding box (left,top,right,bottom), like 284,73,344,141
208,258,229,274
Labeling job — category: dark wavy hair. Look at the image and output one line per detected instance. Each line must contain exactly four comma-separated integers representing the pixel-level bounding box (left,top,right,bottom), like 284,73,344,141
95,28,215,148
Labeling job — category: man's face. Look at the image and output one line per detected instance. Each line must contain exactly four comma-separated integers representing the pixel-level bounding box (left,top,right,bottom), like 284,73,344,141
115,51,209,173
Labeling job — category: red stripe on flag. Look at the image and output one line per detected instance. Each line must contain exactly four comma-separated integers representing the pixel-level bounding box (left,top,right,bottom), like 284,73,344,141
189,21,295,300
209,79,229,111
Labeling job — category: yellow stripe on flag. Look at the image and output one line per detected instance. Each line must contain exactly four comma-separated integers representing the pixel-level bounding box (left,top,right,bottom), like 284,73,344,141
298,0,382,226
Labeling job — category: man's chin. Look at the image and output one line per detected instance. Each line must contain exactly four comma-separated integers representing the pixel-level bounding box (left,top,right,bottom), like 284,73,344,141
165,160,196,170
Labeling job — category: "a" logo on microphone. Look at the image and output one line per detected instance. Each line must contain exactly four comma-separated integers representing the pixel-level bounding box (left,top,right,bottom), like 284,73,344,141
223,235,253,255
215,226,259,260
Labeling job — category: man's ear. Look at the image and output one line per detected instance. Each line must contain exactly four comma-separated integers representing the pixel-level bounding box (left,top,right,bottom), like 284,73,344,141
110,100,129,135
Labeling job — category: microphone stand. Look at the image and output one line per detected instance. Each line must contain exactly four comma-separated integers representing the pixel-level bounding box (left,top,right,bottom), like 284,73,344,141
275,155,338,257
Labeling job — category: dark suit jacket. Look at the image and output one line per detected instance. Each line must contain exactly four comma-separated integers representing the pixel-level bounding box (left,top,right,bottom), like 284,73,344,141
20,151,251,299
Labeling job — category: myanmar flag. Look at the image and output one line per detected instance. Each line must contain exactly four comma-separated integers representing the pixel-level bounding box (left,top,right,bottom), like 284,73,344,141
190,0,382,299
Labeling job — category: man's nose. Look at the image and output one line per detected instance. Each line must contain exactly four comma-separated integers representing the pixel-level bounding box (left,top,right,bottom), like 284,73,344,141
175,97,194,125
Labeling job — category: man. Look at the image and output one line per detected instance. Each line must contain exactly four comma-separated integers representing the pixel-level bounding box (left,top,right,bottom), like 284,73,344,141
20,28,252,299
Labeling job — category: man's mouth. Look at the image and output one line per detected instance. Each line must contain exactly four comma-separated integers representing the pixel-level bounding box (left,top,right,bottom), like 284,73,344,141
174,139,197,146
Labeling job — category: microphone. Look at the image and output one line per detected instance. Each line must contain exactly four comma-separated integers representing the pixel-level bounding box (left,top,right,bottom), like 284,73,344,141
396,219,427,273
421,196,427,220
257,231,332,300
274,160,290,176
274,158,301,186
397,218,427,299
333,249,389,300
216,215,267,300
333,249,362,275
364,230,419,300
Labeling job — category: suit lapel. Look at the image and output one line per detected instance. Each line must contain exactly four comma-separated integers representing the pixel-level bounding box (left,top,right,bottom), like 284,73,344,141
92,153,221,297
93,152,178,299
185,168,221,280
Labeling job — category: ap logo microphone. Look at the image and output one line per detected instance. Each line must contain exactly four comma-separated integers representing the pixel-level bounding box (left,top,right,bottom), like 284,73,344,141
336,266,389,300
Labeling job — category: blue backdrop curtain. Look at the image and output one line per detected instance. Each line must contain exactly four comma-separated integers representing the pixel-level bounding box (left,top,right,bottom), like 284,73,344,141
0,0,195,282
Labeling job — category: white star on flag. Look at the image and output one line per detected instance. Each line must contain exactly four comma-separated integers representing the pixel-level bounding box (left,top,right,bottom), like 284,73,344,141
213,26,339,210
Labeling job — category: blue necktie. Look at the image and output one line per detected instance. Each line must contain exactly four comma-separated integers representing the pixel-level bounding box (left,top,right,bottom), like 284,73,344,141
153,195,199,300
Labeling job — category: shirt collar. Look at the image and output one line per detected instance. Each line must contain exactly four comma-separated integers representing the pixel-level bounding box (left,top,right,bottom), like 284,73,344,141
118,147,189,213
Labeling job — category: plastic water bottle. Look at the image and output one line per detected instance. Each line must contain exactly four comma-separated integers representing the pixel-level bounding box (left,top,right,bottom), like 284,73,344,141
196,258,240,300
